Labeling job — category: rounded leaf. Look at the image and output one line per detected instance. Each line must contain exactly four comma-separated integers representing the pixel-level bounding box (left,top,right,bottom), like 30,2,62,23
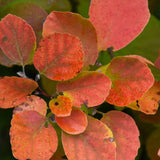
13,95,47,116
101,111,140,160
0,76,38,109
49,95,72,117
55,108,88,135
43,11,98,66
89,0,150,51
106,56,154,106
127,81,160,115
62,116,116,160
57,71,112,107
0,14,36,65
10,111,58,160
33,33,84,81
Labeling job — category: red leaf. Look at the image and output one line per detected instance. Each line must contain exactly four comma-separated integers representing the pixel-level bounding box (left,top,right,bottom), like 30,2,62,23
13,95,47,116
33,33,84,81
62,116,116,160
57,71,111,107
10,111,58,160
55,108,88,135
89,0,150,51
49,95,72,117
0,14,36,65
127,81,160,115
43,11,98,66
106,56,154,106
155,50,160,70
101,111,140,160
0,76,38,109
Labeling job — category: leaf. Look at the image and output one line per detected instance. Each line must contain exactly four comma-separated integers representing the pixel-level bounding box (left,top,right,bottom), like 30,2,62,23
106,56,154,106
77,0,90,18
155,50,160,70
1,2,48,43
10,110,58,160
115,16,160,63
158,149,160,157
0,76,38,109
43,11,98,66
146,128,160,160
0,14,36,65
127,81,160,115
57,71,112,108
33,33,84,81
89,0,150,51
55,108,88,135
101,111,140,160
0,48,16,67
62,116,116,160
49,95,72,117
13,95,47,116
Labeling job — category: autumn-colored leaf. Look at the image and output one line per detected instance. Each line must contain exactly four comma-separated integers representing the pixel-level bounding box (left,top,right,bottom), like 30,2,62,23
49,95,72,117
155,50,160,70
0,76,38,109
127,81,160,115
13,95,47,116
106,56,154,106
43,11,98,66
0,48,16,67
101,111,140,160
10,111,58,160
57,71,111,108
33,33,84,81
1,2,48,43
55,108,88,135
0,14,36,65
146,128,160,160
62,116,116,160
89,0,150,51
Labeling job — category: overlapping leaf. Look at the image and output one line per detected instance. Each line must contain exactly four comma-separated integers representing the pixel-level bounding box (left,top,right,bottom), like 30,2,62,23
62,116,116,160
89,0,150,51
13,95,47,116
1,2,48,43
43,11,98,66
33,33,84,81
57,71,112,107
55,108,88,135
0,14,36,65
10,111,58,160
0,76,38,108
127,81,160,114
106,56,154,106
101,111,140,160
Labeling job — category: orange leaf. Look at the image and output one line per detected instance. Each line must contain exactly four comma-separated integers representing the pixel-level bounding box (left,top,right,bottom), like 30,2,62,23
10,111,58,160
89,0,150,51
101,111,140,160
0,48,16,67
49,95,72,117
127,81,160,115
13,95,47,116
155,50,160,70
43,11,98,66
55,108,87,135
106,56,154,106
0,76,38,109
33,33,84,81
0,14,36,65
57,71,111,107
62,116,116,160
